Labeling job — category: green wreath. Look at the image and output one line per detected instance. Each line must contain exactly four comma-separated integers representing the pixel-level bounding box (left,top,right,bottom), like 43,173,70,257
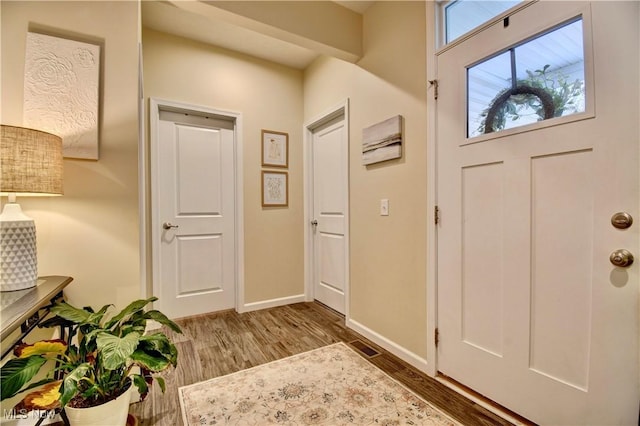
483,85,555,134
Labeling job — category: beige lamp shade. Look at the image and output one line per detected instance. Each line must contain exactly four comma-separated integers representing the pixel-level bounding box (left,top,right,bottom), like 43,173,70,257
1,125,64,292
1,125,64,196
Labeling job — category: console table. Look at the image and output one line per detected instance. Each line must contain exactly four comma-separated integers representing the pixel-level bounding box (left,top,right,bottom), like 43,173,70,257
0,275,73,358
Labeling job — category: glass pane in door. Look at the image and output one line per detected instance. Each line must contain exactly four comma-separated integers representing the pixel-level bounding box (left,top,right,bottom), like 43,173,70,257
445,0,522,43
467,19,585,138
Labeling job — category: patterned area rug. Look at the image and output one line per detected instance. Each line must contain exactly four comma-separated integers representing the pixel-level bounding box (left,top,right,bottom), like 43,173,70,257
179,342,459,425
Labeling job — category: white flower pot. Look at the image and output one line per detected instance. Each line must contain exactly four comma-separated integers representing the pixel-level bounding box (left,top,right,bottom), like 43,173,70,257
64,385,132,426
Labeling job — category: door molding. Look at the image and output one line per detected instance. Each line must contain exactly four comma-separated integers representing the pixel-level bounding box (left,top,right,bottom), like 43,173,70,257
148,98,244,312
425,0,438,379
137,47,147,301
303,99,350,319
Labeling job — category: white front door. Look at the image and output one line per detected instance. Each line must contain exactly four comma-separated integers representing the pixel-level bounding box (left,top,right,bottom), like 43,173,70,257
310,112,349,314
151,103,237,319
436,2,638,424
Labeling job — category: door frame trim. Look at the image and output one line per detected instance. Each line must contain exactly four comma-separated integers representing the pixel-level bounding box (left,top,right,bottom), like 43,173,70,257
137,45,147,301
426,1,438,378
148,97,244,313
303,99,350,319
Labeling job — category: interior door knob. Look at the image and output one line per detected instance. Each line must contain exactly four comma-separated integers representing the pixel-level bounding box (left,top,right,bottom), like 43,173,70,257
163,222,179,230
611,212,633,229
610,249,634,267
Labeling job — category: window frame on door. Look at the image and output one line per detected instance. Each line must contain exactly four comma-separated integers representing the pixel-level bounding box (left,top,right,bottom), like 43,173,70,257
459,5,596,146
436,0,526,48
465,16,589,141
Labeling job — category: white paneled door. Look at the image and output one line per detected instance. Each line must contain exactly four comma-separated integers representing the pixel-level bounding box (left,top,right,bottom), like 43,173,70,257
311,113,348,314
153,106,236,319
436,2,638,425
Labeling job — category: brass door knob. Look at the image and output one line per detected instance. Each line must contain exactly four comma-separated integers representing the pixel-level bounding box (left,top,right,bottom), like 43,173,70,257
611,212,633,229
610,249,634,267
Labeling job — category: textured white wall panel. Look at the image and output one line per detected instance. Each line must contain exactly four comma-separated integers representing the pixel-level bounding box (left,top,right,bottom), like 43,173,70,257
23,32,100,160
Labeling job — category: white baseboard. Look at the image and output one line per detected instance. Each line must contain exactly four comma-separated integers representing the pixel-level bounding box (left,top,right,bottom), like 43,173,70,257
346,318,429,372
240,294,306,313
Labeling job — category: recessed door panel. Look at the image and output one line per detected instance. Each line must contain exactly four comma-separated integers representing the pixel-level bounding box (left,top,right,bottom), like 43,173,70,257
177,234,223,295
316,125,346,216
176,125,222,215
461,162,504,357
319,233,345,293
530,150,593,390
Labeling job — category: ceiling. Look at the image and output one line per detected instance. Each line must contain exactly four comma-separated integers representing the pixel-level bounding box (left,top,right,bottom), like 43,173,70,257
141,1,374,70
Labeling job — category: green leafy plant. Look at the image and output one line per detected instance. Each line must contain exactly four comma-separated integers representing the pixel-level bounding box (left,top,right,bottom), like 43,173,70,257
478,64,585,134
0,297,181,411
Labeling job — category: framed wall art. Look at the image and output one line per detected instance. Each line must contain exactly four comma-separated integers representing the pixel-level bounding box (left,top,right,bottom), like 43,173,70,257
362,115,403,165
262,171,288,207
23,31,101,160
261,129,288,168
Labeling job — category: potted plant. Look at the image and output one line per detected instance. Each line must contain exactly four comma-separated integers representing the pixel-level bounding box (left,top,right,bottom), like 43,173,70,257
0,297,181,426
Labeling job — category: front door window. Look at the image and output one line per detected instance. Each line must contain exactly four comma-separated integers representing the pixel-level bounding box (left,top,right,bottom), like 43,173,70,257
442,0,522,43
467,18,586,138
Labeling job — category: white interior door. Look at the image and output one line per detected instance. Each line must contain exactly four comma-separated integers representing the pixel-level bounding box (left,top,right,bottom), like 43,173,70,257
152,106,236,319
311,113,348,314
436,2,638,424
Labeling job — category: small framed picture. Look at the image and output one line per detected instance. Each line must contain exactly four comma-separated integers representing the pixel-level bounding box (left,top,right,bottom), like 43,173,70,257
262,130,288,168
262,171,288,207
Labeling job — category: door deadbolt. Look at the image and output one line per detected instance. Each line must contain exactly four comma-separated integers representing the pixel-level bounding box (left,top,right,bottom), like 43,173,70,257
610,249,634,268
611,212,633,229
311,220,318,226
163,222,179,230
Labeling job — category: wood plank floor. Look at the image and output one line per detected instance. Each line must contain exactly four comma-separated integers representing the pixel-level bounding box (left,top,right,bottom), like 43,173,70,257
129,302,528,426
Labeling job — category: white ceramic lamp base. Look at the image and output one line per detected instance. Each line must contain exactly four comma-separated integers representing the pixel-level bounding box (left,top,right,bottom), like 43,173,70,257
0,203,38,292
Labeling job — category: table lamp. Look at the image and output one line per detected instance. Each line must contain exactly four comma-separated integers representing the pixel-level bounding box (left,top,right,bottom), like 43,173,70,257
0,125,63,292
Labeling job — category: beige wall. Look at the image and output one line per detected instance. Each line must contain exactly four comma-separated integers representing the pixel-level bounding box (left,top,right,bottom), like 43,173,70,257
142,29,305,304
304,1,428,358
1,1,141,310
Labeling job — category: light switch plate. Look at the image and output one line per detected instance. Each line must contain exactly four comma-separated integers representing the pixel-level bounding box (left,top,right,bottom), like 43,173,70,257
380,199,389,216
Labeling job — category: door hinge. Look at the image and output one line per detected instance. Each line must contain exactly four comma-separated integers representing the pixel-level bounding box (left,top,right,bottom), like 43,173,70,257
428,79,439,100
435,327,440,348
434,205,440,225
